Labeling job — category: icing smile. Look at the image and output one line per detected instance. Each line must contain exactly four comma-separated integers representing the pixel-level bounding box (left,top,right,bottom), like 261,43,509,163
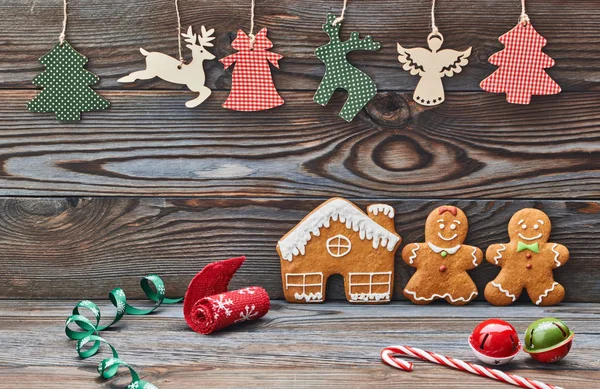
518,233,542,241
438,232,458,241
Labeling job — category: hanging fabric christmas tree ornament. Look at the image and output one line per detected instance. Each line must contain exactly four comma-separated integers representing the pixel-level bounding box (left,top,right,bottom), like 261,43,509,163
314,0,380,122
480,0,560,104
397,0,471,106
220,0,284,111
28,0,109,121
118,1,215,108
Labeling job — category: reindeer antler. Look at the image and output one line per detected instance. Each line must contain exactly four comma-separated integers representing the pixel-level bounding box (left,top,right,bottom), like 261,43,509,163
342,31,381,53
182,26,197,45
198,25,216,48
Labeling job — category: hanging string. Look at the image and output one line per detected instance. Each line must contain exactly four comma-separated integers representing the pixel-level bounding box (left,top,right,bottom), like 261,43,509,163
430,0,438,34
332,0,348,26
520,0,530,25
249,0,256,48
59,0,68,44
175,0,184,65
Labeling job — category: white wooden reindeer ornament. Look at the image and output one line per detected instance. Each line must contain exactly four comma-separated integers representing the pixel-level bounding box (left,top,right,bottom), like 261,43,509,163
396,1,471,106
119,26,215,108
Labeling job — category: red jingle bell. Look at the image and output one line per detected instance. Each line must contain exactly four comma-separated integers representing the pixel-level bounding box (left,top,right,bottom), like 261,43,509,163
468,319,521,365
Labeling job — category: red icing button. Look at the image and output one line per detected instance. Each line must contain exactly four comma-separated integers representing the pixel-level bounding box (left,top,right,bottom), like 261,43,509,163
526,253,532,259
526,263,532,269
439,265,447,272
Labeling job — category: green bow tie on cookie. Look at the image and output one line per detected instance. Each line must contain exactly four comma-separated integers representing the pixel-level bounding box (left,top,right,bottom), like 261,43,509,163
517,241,539,253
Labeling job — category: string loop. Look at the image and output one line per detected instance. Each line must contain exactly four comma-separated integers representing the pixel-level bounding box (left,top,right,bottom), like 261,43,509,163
59,0,68,43
520,0,530,25
249,0,256,48
175,0,184,65
332,0,347,26
430,0,438,34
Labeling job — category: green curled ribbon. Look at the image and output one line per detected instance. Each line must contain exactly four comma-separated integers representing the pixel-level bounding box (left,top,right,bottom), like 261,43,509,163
65,274,183,388
77,335,157,389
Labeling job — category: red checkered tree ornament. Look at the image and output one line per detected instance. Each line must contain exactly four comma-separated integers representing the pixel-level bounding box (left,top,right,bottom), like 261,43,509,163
480,21,560,104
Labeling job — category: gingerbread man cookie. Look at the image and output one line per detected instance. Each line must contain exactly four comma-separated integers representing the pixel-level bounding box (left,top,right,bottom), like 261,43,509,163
485,209,569,306
401,206,483,305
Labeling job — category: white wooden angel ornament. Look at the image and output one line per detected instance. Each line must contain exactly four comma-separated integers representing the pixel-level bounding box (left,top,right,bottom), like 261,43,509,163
397,1,471,106
119,26,216,108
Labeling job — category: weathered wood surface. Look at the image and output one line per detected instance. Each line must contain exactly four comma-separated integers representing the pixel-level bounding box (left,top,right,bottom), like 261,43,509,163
1,0,599,92
1,197,598,301
0,90,599,198
0,301,598,388
0,1,598,387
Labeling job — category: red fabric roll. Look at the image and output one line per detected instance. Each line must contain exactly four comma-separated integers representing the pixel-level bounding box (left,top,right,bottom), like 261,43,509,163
183,256,246,321
183,256,270,334
187,287,270,334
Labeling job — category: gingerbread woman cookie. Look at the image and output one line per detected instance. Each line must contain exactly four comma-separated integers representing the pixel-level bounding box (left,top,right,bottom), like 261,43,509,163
485,209,569,306
401,205,483,305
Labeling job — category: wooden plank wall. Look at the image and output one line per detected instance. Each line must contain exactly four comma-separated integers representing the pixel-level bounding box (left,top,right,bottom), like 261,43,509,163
0,0,598,301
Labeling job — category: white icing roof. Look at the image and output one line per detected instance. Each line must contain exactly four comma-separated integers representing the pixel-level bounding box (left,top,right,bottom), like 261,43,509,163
278,198,400,262
367,204,395,218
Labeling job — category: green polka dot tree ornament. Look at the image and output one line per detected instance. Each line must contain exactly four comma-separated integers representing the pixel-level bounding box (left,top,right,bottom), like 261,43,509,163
314,0,381,122
27,0,109,121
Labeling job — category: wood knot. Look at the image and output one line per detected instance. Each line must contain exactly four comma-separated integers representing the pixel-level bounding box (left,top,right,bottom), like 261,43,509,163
365,92,411,128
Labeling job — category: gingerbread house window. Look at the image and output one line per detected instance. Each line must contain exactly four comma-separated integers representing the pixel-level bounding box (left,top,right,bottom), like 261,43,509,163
326,234,352,258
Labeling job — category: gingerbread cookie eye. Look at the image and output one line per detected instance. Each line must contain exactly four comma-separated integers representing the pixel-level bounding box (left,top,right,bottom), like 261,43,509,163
534,224,539,230
439,223,445,229
450,224,457,230
521,224,527,229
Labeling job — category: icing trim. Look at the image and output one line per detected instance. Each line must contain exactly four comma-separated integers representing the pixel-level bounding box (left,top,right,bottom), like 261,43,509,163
491,281,517,302
518,232,542,241
286,272,323,303
294,292,323,302
471,246,478,266
278,198,400,261
367,204,395,218
493,244,506,264
427,242,461,254
348,271,392,303
535,282,559,305
409,243,420,264
437,232,458,241
326,234,352,258
551,244,560,267
404,289,478,303
350,292,390,302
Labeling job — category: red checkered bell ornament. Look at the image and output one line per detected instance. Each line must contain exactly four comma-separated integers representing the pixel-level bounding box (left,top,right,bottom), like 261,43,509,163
469,319,521,365
220,28,284,111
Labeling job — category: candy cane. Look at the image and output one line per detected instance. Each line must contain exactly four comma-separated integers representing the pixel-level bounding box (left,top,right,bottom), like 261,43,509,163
381,346,563,389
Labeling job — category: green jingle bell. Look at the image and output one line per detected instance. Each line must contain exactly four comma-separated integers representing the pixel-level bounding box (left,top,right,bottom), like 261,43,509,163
523,318,574,363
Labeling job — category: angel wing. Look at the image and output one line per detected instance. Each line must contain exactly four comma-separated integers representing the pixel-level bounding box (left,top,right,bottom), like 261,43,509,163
397,44,431,76
436,47,472,77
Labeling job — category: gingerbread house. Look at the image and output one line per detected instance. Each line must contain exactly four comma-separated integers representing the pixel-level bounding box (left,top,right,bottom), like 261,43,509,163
277,198,401,303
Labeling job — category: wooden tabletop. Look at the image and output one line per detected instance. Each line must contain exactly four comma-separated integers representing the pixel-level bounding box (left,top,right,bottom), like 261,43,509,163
1,300,598,388
1,1,599,388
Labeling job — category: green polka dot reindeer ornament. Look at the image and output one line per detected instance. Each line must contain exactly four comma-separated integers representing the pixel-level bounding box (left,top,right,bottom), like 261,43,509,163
27,0,109,121
314,2,381,122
